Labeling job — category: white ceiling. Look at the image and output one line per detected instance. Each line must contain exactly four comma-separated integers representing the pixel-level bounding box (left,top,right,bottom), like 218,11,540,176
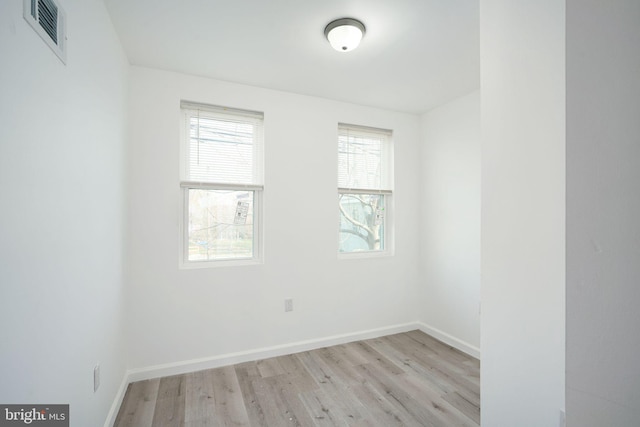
104,0,479,114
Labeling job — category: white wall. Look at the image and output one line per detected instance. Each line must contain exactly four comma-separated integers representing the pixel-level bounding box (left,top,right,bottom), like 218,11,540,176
480,1,566,426
127,67,422,372
419,91,481,355
566,1,640,425
0,1,129,426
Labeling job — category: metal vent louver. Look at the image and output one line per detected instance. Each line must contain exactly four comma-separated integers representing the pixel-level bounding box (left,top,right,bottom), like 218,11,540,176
35,0,58,44
24,0,66,63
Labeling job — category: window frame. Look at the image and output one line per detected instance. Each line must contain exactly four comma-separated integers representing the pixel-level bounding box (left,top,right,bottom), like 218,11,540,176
337,123,394,258
179,102,264,268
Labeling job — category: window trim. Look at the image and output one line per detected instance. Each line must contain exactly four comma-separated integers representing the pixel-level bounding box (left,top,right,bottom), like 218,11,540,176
338,191,394,259
179,102,264,268
337,123,394,258
179,185,263,269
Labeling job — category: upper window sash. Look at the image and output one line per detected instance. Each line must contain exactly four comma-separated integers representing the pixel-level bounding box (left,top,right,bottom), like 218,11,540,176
180,102,264,185
337,123,393,192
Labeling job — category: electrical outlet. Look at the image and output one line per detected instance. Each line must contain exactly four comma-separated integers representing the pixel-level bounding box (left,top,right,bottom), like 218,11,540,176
284,298,293,312
94,364,100,392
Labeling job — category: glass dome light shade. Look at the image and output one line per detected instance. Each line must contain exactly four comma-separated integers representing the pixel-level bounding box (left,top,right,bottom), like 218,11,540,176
324,18,366,52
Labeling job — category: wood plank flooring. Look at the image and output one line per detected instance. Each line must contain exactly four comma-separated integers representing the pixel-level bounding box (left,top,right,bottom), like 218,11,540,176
114,330,480,427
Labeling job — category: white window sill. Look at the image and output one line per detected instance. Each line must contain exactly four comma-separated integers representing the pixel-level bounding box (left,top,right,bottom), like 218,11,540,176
179,258,262,269
338,250,394,260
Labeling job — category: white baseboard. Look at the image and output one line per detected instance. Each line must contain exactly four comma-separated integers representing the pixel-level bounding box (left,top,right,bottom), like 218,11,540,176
104,321,479,426
416,321,481,359
103,373,130,427
126,322,417,383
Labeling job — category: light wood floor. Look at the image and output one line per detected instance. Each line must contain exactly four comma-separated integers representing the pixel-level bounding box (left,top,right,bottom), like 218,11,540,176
114,330,480,427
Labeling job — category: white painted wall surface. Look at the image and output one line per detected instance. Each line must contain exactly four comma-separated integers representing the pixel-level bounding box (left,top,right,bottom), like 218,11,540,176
0,1,129,425
480,1,566,426
419,91,481,354
566,1,640,425
127,67,422,371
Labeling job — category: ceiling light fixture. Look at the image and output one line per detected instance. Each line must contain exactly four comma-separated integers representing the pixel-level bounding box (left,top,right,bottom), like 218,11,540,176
324,18,366,52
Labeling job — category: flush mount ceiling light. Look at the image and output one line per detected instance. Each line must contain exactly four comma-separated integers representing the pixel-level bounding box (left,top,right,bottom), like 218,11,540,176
324,18,366,52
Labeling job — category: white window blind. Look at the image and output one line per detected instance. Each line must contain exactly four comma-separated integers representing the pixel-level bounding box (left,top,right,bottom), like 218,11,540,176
179,102,264,266
338,123,393,255
338,124,392,192
181,102,263,186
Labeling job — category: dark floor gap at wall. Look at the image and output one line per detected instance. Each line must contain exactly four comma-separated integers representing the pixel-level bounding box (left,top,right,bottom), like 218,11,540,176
114,330,480,427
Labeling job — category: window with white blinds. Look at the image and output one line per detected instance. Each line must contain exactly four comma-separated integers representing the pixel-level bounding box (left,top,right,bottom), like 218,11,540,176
338,124,392,192
180,102,264,266
338,124,393,255
181,102,263,186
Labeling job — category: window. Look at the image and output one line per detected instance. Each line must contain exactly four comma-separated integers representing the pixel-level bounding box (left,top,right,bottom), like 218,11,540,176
180,102,263,266
338,123,393,255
